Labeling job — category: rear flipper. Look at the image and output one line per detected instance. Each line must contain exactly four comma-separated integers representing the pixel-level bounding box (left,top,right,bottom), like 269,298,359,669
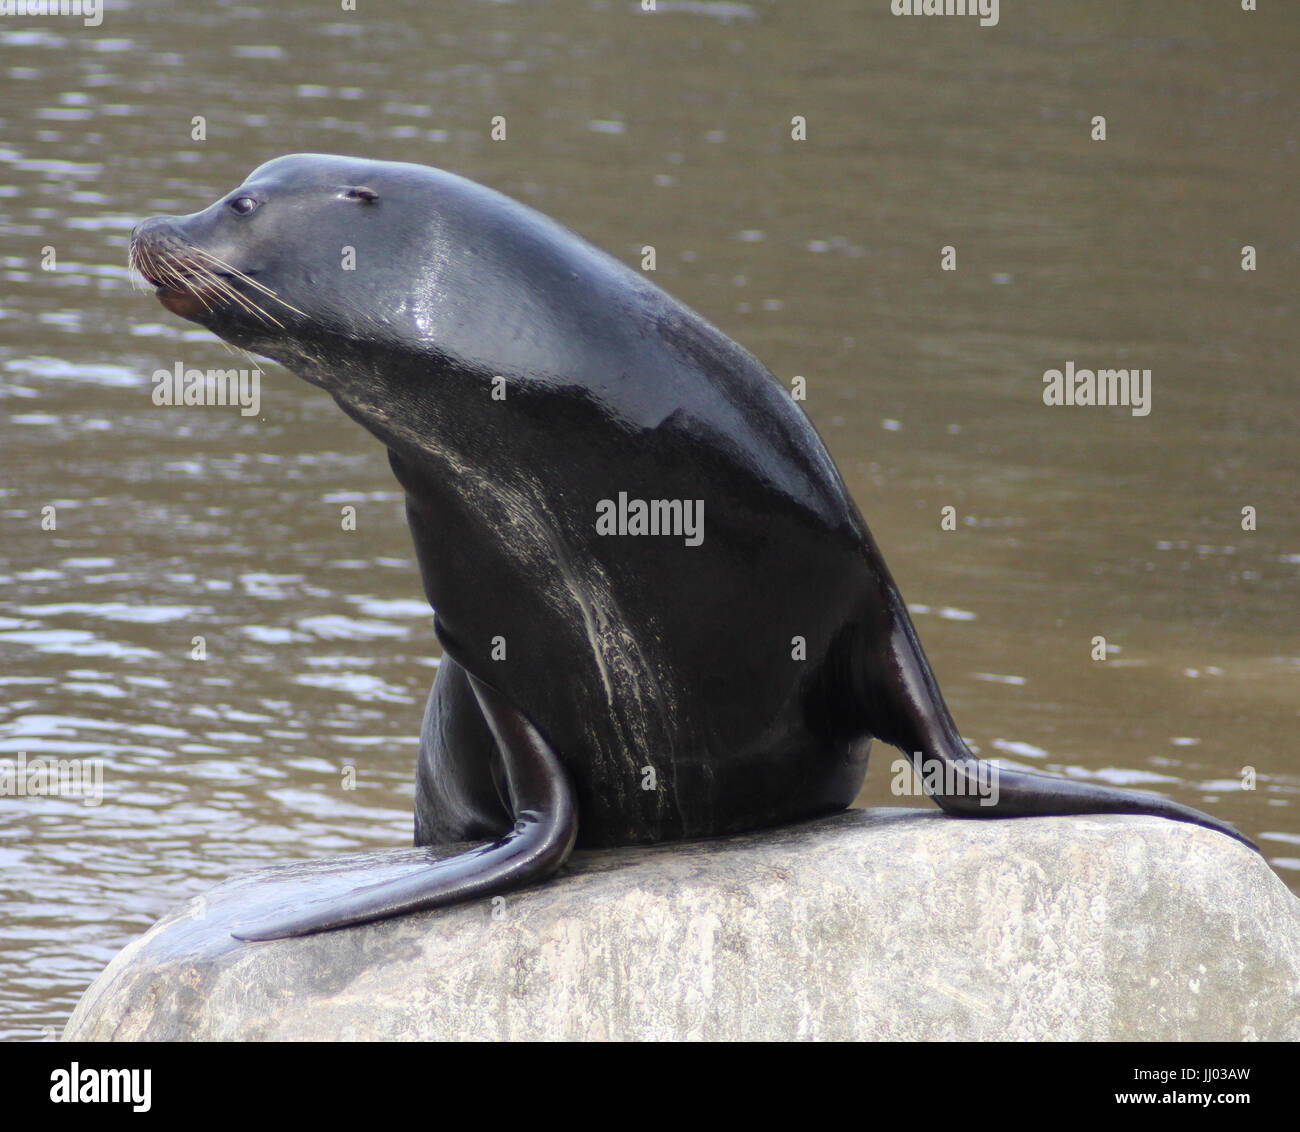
857,584,1260,855
231,674,577,940
921,753,1259,853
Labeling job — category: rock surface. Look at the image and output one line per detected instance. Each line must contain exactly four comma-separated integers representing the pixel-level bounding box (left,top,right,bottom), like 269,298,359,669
64,808,1300,1041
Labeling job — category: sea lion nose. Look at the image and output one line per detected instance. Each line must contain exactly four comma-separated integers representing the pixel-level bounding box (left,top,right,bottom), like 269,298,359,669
129,218,166,282
131,215,180,245
129,217,199,286
127,216,213,315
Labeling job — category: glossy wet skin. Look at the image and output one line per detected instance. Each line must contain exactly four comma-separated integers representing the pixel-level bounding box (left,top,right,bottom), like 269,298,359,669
129,155,1256,935
134,154,882,845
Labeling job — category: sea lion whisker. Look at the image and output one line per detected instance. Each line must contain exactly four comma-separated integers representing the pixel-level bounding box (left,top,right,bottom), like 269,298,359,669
189,247,308,317
153,248,192,293
130,240,283,327
127,240,149,293
190,260,285,323
183,258,284,327
131,242,164,289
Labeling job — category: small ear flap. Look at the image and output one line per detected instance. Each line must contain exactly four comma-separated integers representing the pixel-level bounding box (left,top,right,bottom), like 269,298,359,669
342,186,380,203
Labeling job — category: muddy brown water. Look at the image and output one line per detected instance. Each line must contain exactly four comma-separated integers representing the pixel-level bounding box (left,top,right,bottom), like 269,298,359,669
0,1,1295,1040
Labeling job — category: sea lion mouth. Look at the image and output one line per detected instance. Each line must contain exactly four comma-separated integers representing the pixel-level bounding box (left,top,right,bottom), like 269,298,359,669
128,228,305,327
136,260,225,292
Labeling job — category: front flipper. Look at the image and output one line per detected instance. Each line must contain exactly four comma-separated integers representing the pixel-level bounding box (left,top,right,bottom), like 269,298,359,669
231,675,577,940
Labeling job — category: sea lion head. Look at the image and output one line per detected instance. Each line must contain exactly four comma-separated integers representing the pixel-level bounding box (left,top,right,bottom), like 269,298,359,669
130,152,722,452
129,154,477,390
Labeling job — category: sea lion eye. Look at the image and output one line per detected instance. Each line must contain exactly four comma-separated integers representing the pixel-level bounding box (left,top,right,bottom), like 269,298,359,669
229,196,258,215
341,186,380,203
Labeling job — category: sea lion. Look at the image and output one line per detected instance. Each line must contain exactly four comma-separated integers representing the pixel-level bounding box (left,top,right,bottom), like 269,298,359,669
129,154,1257,939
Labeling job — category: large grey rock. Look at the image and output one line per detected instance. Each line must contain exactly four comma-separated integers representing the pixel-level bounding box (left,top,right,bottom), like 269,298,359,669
64,808,1300,1041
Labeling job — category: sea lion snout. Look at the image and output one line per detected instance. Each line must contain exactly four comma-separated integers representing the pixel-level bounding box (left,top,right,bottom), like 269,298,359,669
129,217,216,320
129,216,190,288
128,209,300,335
